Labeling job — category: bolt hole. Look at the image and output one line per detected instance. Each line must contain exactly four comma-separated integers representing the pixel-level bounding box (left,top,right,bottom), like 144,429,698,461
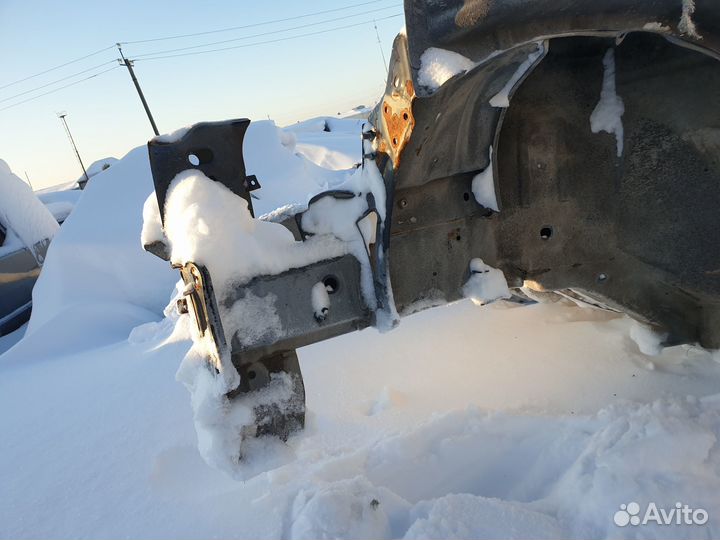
463,192,470,201
384,104,389,114
402,112,409,121
456,235,462,241
248,370,257,380
432,271,438,277
392,137,398,146
323,275,339,294
540,226,553,240
188,148,213,166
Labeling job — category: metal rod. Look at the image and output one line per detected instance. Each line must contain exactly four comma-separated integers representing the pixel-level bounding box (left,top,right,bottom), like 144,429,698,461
57,112,89,186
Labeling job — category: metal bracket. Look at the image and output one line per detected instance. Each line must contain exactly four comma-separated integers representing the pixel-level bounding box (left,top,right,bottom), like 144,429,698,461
147,119,258,219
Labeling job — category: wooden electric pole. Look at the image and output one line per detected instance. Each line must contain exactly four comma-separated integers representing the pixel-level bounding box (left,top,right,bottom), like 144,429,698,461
117,43,160,136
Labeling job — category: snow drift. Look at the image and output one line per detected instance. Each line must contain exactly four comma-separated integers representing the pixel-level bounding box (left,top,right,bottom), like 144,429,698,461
0,159,59,257
2,116,720,539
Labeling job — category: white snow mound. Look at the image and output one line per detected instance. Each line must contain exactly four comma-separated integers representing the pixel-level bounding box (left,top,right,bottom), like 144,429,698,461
418,47,475,91
0,159,59,256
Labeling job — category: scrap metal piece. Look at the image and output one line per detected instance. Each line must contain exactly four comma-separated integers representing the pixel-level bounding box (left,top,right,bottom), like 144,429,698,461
145,120,377,444
222,255,371,367
383,24,720,348
148,119,259,219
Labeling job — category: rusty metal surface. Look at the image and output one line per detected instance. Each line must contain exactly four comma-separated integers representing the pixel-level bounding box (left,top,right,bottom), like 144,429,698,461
372,33,416,169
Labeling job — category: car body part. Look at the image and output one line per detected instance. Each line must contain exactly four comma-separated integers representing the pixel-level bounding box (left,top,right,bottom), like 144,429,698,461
145,1,720,454
0,238,49,336
0,175,56,337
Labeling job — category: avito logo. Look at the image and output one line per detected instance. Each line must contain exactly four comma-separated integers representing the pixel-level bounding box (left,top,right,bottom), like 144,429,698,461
614,502,708,527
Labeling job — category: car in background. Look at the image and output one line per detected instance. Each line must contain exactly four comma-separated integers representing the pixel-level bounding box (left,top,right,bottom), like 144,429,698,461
0,159,59,337
0,223,51,336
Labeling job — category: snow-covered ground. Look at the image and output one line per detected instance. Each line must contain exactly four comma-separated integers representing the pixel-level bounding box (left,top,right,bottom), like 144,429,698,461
1,117,719,539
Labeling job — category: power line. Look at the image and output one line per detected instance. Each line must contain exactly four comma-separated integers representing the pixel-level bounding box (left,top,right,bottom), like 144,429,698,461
0,2,401,100
131,5,398,59
0,6,401,114
136,13,403,62
0,61,116,104
0,44,115,92
373,20,389,76
0,66,119,113
122,0,395,45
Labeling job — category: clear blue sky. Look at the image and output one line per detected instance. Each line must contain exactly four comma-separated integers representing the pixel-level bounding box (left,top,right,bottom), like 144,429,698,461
0,0,403,190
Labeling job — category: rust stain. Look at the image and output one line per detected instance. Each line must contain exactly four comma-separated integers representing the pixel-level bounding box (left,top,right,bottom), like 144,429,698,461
380,79,416,168
405,79,414,96
455,0,491,28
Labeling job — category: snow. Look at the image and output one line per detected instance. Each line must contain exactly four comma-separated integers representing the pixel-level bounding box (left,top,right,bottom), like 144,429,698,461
590,49,625,158
462,258,511,305
43,200,75,222
290,477,403,539
35,179,81,195
311,281,331,321
176,353,300,479
223,291,284,349
679,0,702,39
245,120,355,215
163,170,348,295
0,322,26,355
629,320,667,356
81,156,119,182
417,47,475,91
286,117,364,170
489,43,545,108
2,114,720,538
0,225,22,255
0,159,59,258
405,494,562,539
36,184,83,223
13,145,176,360
36,187,82,208
471,147,499,211
140,191,164,247
643,22,671,32
153,125,191,143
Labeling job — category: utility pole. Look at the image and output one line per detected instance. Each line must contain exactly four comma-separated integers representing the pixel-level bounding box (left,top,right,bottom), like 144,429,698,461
24,171,33,190
373,20,389,76
117,43,159,136
57,111,90,188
